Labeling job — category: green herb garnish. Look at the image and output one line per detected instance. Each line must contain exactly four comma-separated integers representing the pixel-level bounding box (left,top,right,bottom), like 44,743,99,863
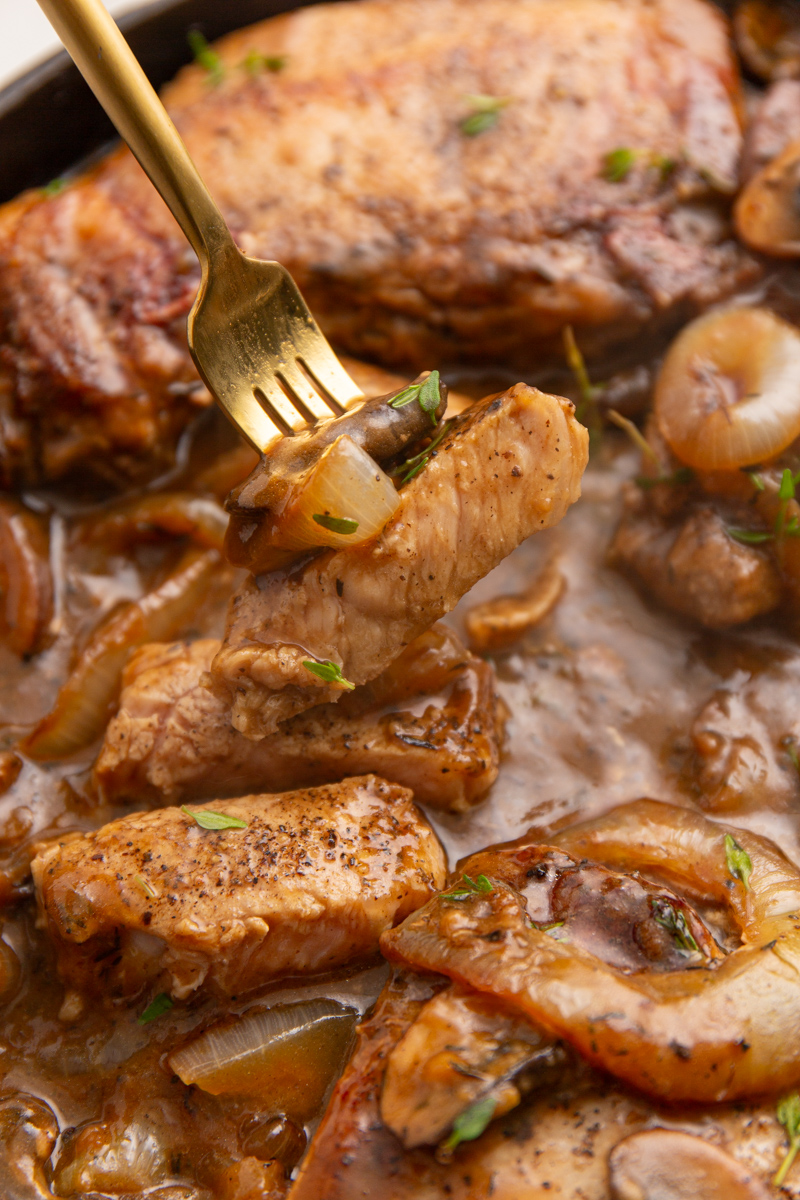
302,659,356,690
42,177,66,197
188,30,224,85
775,1092,800,1187
138,992,174,1025
636,467,694,490
563,325,603,448
313,513,359,535
725,833,753,892
728,528,775,545
650,897,701,956
606,409,658,463
134,874,157,900
395,419,453,485
181,806,248,831
443,873,493,900
441,1096,497,1153
603,147,637,182
744,469,766,492
388,371,441,425
460,94,511,137
243,51,287,75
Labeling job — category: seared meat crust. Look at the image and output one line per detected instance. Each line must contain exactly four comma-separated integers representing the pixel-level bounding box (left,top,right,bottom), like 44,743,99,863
212,384,587,738
31,775,445,999
0,0,752,484
93,625,503,812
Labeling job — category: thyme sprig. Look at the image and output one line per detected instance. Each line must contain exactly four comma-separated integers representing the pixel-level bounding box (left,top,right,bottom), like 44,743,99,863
302,659,356,690
395,419,454,485
725,834,753,893
728,467,800,548
460,95,512,137
442,873,493,900
188,30,224,86
649,897,701,956
775,1092,800,1187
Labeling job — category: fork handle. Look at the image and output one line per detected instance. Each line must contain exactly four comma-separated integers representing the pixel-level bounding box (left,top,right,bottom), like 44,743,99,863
36,0,234,266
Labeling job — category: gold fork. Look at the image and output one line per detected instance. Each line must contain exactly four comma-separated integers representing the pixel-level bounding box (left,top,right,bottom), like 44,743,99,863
36,0,365,450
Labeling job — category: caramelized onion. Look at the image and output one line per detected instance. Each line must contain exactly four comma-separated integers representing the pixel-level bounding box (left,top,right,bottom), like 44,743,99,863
269,435,400,555
654,308,800,470
169,999,357,1121
22,548,221,760
736,139,800,257
0,499,52,657
81,492,228,551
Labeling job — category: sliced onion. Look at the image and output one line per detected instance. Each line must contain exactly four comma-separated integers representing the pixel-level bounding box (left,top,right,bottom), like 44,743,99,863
52,1111,171,1197
0,499,52,657
81,492,228,551
655,307,800,470
274,435,400,554
22,547,221,761
168,999,357,1122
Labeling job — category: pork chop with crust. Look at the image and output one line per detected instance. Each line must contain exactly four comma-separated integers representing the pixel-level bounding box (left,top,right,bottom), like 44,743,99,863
212,383,588,739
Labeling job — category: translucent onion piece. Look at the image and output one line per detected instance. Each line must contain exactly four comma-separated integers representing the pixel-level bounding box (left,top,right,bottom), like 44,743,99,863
22,548,221,761
0,499,52,657
655,307,800,469
736,139,800,257
276,435,400,553
168,999,357,1122
0,1093,59,1200
82,492,229,551
52,1112,171,1197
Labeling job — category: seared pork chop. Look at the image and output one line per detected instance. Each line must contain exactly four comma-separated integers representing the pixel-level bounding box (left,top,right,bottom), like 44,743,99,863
31,775,445,999
0,0,751,485
94,625,503,812
212,384,587,739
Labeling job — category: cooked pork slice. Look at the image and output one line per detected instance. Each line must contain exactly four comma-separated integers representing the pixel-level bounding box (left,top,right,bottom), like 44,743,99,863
31,775,445,999
94,625,503,812
212,384,587,739
0,0,751,485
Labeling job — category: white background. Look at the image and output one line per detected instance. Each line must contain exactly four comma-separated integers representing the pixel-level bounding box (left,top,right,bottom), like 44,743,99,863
0,0,155,91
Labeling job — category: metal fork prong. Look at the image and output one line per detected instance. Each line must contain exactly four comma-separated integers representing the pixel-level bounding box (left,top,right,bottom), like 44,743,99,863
277,360,339,423
253,382,309,436
299,343,365,413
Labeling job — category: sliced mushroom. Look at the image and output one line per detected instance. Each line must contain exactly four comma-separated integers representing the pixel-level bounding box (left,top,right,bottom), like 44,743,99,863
609,1129,770,1200
735,1,800,82
736,139,800,257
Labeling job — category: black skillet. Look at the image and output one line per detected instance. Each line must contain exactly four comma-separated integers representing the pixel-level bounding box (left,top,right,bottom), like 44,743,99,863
0,0,330,204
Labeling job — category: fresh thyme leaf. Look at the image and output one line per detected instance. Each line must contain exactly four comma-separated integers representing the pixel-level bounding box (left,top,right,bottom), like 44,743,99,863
606,409,658,463
243,51,288,74
780,468,797,502
387,383,422,409
725,833,753,892
636,468,694,490
443,873,493,900
441,1095,497,1152
138,992,174,1025
563,325,603,449
460,95,511,137
313,513,359,535
744,470,766,492
188,30,224,85
652,153,676,179
417,371,442,424
42,177,66,197
603,147,637,182
395,419,453,484
775,1092,800,1186
302,659,356,690
649,897,701,956
134,874,157,900
728,527,774,545
181,806,248,831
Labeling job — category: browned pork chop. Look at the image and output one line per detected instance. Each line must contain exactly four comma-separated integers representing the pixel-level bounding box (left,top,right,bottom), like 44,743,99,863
0,0,751,484
31,776,445,1000
212,384,587,739
94,625,503,812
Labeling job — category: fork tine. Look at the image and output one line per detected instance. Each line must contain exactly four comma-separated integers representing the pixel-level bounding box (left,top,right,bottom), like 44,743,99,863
277,360,339,423
253,380,311,436
296,337,365,413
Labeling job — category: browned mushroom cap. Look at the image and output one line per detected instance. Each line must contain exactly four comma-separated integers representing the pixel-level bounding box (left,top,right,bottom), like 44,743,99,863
609,1130,770,1200
735,1,800,81
736,138,800,256
465,559,565,653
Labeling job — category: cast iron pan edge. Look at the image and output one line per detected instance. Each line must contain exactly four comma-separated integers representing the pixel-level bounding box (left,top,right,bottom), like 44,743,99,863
0,0,327,203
